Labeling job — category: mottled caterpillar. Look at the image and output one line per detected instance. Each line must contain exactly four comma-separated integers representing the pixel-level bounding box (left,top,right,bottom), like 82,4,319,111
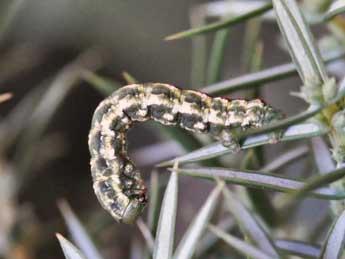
88,83,282,223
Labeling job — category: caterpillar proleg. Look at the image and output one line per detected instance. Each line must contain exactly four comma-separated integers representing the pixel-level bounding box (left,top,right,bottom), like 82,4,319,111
88,83,282,223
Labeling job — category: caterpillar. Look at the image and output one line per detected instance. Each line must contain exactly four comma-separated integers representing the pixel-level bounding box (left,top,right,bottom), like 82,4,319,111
88,83,282,223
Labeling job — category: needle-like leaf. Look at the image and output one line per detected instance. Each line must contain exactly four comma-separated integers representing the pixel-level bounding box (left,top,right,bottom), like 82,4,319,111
283,166,345,205
275,239,320,258
273,0,328,88
320,210,345,259
137,218,155,252
56,234,87,259
260,145,309,172
206,29,229,84
153,163,179,259
195,218,235,257
122,71,138,84
172,166,345,200
174,183,223,259
147,170,160,235
58,200,104,259
201,50,345,95
311,137,335,174
158,122,326,167
208,224,276,259
221,186,280,256
81,70,121,96
197,220,320,258
166,2,273,40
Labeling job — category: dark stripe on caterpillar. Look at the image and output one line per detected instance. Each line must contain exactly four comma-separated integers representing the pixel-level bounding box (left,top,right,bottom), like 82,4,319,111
88,83,282,223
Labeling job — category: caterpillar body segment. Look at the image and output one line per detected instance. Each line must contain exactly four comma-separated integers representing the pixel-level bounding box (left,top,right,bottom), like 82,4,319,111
88,83,282,223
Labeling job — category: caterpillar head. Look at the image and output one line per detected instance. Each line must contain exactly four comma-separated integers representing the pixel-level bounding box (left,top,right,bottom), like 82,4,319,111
121,198,146,224
98,184,147,224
